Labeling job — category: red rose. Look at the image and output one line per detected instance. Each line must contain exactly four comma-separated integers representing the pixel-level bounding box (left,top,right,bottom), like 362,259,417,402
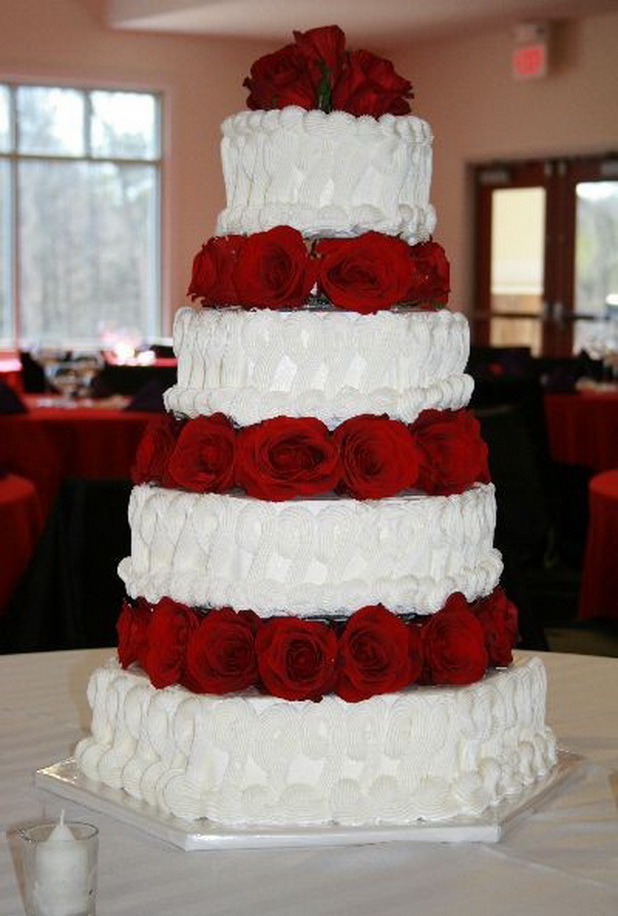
233,226,315,310
187,235,245,305
256,617,337,701
142,598,200,689
243,44,317,111
474,588,518,668
131,414,183,486
407,241,450,306
336,605,422,702
412,409,490,495
316,233,413,313
332,49,413,117
235,416,341,500
184,608,260,694
293,25,347,108
421,593,488,686
116,598,151,669
333,414,422,499
167,413,235,494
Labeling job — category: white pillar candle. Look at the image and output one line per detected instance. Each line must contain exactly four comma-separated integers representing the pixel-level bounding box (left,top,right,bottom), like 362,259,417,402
33,811,90,916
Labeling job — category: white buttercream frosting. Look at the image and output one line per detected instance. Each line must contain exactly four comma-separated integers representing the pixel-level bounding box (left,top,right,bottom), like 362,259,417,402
215,108,436,242
118,483,502,617
164,306,473,427
75,656,557,827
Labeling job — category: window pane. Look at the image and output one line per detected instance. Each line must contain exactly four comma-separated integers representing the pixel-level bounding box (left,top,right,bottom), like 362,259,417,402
90,91,159,160
18,159,158,345
0,85,10,152
17,86,85,156
490,187,545,355
574,181,618,354
0,160,10,342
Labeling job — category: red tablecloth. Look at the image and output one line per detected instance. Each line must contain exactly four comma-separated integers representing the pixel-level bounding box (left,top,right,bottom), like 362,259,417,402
0,473,43,613
0,398,153,514
579,469,618,621
0,357,23,393
544,391,618,471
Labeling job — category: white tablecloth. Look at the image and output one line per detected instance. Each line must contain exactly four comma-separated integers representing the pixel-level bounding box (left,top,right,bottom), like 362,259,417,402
1,649,617,915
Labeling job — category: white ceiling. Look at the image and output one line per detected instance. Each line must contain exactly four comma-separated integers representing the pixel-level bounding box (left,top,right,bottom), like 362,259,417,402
105,0,618,46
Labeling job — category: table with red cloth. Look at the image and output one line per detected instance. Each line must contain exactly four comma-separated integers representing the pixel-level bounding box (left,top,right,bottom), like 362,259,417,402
544,390,618,471
0,356,23,393
579,469,618,621
0,397,154,514
0,473,43,613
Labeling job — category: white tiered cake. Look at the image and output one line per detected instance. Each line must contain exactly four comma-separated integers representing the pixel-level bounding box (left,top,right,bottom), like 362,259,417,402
75,26,557,829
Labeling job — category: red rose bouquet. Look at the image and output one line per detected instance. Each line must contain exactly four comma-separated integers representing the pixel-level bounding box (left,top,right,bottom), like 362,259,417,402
244,25,412,118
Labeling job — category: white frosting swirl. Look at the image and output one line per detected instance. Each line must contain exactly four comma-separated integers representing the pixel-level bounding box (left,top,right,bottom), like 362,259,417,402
216,107,436,242
75,657,558,827
118,484,502,616
165,307,472,427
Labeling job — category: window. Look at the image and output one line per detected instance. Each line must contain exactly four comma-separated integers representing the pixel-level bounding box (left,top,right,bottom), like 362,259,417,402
473,156,618,358
0,83,161,348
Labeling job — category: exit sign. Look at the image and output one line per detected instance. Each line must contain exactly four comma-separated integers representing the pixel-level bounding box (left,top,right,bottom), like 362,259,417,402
513,42,548,79
512,23,550,80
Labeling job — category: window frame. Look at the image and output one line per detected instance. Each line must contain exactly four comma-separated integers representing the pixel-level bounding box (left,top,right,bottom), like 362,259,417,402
0,78,164,349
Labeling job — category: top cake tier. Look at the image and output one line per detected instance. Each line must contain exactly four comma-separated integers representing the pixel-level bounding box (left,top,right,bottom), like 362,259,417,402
215,107,436,243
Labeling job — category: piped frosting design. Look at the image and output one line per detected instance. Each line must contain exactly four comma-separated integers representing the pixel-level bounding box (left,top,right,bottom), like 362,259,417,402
118,483,502,617
75,656,557,827
215,108,436,242
164,307,473,428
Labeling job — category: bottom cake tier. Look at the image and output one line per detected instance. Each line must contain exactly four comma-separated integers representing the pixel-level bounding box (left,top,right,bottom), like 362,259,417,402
75,656,557,828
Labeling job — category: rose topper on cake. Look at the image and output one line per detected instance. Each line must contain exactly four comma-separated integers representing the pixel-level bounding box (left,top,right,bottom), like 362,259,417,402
243,25,413,117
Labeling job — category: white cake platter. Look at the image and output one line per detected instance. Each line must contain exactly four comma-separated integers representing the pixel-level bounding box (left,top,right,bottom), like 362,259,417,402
35,750,583,851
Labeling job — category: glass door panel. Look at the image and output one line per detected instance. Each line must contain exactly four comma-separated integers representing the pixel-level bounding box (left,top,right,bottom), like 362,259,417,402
489,187,546,355
573,180,618,356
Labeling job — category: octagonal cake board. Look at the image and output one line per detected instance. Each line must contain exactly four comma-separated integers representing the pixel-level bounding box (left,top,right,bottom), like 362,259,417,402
34,750,583,851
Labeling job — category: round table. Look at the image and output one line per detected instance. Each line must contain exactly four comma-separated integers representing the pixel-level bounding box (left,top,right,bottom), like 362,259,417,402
1,648,617,915
544,390,618,471
0,473,43,613
579,469,618,620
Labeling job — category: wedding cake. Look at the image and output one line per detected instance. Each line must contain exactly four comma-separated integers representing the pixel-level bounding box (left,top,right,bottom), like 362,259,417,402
75,26,557,828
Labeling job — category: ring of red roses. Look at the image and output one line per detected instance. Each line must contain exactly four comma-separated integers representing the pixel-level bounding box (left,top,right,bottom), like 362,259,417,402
117,587,518,703
187,226,450,315
132,409,490,501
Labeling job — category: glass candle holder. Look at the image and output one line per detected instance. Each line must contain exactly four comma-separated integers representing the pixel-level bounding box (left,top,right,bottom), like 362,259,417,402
18,814,98,916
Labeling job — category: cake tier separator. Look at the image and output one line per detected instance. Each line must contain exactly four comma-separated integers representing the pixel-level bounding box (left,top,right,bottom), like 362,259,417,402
35,750,583,851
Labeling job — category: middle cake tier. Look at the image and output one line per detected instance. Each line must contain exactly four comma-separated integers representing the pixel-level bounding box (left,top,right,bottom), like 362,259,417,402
164,306,473,427
119,484,502,617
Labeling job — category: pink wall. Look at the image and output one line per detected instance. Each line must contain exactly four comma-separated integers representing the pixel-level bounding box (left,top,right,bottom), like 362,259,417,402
0,0,272,332
2,2,617,326
392,12,618,314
